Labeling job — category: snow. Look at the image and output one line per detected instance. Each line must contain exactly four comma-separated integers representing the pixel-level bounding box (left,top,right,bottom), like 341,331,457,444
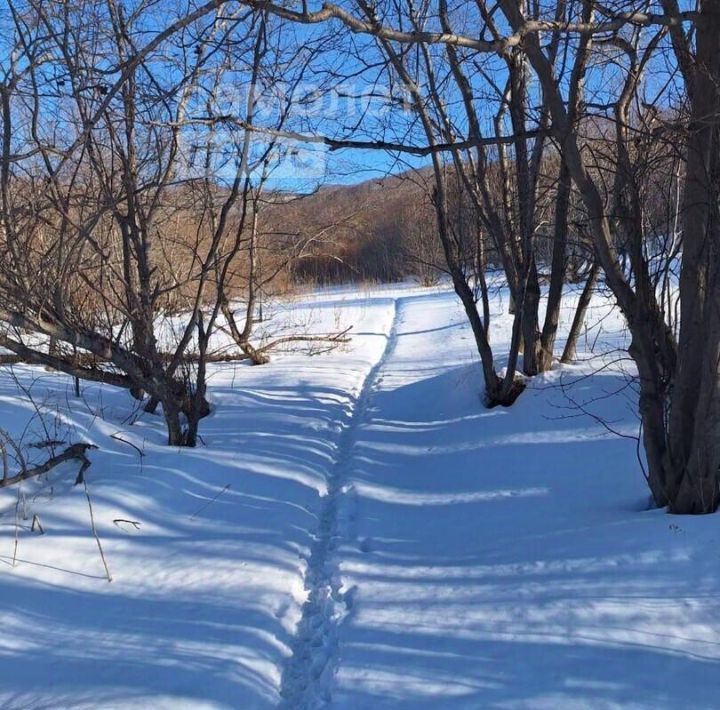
0,283,719,709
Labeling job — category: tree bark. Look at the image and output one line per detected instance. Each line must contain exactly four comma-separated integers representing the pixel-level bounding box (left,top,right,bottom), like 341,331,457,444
539,161,572,371
561,261,599,364
665,0,720,512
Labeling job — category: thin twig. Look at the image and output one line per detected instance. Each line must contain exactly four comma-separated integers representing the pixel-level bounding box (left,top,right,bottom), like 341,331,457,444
113,518,141,530
12,486,20,567
189,483,231,519
31,514,44,534
109,433,145,457
83,464,112,583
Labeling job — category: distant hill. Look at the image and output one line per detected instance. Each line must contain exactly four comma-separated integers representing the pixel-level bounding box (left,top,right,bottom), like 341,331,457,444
261,169,442,285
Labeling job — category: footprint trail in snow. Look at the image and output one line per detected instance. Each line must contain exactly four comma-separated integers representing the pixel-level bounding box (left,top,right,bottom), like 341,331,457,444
279,298,403,708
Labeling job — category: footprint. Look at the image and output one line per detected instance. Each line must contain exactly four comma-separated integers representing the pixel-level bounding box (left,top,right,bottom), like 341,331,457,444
359,537,374,553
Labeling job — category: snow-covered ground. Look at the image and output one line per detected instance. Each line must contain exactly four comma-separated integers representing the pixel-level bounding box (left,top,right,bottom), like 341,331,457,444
1,283,719,709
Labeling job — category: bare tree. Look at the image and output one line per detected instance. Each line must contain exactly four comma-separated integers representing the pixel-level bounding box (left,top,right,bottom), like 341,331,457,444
0,1,313,445
221,0,720,513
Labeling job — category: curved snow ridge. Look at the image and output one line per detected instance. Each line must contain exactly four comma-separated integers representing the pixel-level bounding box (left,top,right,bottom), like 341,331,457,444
279,297,404,709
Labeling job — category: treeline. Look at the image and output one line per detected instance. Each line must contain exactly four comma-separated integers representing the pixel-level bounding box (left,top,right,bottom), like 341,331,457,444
264,159,599,288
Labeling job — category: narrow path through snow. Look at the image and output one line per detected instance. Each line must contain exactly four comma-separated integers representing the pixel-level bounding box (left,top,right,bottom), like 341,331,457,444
3,286,720,709
280,298,403,707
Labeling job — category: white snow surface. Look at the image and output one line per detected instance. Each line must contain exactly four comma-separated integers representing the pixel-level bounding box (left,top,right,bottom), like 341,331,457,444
0,282,719,709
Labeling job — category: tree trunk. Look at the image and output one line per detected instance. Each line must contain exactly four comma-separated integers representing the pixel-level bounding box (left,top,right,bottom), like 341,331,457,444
664,0,720,512
520,263,542,376
163,400,185,447
561,261,599,364
539,161,572,371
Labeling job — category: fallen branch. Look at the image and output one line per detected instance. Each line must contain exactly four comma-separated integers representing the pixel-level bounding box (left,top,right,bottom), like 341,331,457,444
0,334,133,389
109,433,145,458
113,518,141,530
0,443,97,489
256,326,354,353
1,331,352,372
212,324,354,365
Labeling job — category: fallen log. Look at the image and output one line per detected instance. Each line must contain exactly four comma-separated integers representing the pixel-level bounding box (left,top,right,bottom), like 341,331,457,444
0,443,97,489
